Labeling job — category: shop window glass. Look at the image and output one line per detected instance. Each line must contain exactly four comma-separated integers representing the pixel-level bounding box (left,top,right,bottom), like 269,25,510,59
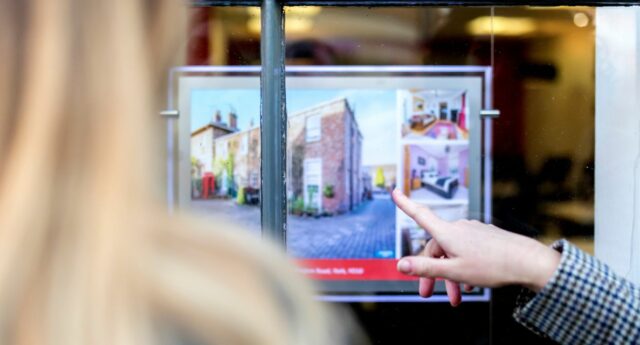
169,3,637,345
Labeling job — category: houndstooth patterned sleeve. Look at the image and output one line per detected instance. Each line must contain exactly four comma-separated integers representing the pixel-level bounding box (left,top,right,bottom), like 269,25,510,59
513,240,640,344
512,239,640,344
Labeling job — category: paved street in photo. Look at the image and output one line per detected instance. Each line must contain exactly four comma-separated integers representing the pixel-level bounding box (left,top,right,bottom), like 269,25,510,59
191,198,262,235
288,193,396,258
190,193,396,258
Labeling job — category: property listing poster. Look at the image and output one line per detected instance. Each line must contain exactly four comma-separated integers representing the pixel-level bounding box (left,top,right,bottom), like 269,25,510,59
188,87,470,282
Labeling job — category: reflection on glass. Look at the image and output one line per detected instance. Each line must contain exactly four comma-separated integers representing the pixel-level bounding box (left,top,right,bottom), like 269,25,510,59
491,7,595,253
187,7,261,65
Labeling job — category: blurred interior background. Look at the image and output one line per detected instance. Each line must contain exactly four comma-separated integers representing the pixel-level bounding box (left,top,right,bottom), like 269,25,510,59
183,6,595,344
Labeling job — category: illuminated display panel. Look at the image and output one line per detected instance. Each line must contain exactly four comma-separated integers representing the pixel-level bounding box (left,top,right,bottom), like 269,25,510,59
173,66,491,302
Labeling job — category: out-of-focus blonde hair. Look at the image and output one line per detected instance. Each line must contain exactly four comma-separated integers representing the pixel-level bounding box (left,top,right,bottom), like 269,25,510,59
0,1,350,344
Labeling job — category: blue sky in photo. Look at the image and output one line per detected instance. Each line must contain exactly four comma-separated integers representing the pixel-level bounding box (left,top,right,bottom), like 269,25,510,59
190,88,398,166
190,89,261,132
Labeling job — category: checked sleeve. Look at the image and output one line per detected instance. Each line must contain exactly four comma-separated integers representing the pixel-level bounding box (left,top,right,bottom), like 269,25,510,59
513,239,640,345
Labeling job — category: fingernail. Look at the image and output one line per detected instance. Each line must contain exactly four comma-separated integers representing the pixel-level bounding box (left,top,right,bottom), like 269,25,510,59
397,259,412,273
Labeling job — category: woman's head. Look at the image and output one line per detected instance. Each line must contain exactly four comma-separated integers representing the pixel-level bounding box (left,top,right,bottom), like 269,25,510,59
0,1,353,344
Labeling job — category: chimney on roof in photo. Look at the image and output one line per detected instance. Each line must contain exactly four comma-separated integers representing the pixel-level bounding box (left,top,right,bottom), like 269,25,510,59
214,110,222,124
228,111,238,130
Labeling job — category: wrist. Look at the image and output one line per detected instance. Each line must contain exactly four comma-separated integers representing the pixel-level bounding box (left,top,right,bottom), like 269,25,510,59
519,241,561,292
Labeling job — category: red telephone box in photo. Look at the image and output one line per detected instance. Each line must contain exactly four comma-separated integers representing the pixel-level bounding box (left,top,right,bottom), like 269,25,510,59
202,172,215,199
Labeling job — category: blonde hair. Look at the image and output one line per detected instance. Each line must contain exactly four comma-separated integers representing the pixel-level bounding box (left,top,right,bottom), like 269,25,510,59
0,0,352,344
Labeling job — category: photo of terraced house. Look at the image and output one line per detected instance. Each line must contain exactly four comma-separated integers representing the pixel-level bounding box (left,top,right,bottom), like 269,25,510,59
190,110,238,181
191,109,261,201
190,97,363,216
288,98,363,215
191,111,240,197
211,126,261,202
188,88,397,259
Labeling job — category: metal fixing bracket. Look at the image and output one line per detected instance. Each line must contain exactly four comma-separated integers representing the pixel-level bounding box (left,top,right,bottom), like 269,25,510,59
160,110,179,118
480,109,500,118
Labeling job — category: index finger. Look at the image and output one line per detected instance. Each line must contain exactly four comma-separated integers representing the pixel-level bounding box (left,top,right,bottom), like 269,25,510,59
392,189,447,237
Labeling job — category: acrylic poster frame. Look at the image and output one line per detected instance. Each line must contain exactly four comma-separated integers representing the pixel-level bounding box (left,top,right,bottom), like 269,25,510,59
166,66,493,302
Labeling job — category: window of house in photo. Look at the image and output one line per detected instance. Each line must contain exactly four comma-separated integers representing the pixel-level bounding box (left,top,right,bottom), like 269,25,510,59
215,141,227,160
240,133,248,155
250,171,259,188
305,114,321,142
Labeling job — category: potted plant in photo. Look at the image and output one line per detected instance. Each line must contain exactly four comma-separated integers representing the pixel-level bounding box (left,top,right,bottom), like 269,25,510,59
291,196,305,216
323,185,335,199
304,205,320,217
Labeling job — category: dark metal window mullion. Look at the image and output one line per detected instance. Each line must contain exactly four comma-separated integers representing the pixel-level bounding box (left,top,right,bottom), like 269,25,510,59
260,0,287,244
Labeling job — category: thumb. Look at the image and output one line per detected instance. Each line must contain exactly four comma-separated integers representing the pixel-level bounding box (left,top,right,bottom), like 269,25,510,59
397,256,457,279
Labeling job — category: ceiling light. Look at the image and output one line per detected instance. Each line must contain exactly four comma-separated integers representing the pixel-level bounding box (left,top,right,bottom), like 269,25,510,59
573,12,590,28
467,16,537,36
284,7,322,16
247,7,319,34
247,7,260,17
